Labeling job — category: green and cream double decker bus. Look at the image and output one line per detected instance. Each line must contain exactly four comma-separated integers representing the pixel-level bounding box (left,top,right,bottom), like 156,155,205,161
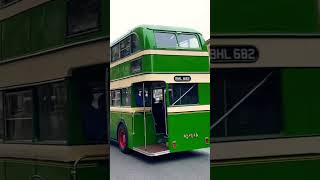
110,25,210,156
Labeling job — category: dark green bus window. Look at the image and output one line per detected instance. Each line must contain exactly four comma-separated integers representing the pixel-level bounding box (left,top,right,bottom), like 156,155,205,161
0,92,3,139
168,83,198,106
177,34,200,48
111,44,120,62
121,88,131,106
120,37,131,58
131,34,139,53
5,90,33,141
211,69,281,139
155,32,178,48
38,82,67,141
67,0,101,36
111,90,121,106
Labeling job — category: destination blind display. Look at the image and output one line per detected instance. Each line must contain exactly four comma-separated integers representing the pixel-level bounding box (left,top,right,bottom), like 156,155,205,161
174,76,191,82
210,45,259,63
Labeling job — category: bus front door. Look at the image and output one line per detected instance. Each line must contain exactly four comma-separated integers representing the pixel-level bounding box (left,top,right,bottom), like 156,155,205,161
151,86,167,136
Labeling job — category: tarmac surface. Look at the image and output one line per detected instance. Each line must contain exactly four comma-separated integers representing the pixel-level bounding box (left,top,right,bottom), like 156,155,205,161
110,144,210,180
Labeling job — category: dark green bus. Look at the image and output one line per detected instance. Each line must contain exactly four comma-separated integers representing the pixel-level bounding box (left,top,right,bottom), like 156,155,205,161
0,0,109,179
110,25,210,156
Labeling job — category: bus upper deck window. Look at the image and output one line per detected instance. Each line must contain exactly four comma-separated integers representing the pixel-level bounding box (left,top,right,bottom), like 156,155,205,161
120,37,131,58
111,45,120,62
178,34,200,49
155,32,178,48
131,34,139,53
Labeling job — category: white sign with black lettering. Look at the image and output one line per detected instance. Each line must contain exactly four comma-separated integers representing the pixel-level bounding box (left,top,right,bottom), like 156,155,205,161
174,76,191,82
211,45,259,63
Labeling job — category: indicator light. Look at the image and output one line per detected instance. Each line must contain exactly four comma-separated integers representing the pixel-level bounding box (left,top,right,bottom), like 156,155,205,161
205,137,209,144
172,141,176,149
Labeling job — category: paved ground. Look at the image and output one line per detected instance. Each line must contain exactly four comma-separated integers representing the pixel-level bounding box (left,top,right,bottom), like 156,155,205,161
110,144,210,180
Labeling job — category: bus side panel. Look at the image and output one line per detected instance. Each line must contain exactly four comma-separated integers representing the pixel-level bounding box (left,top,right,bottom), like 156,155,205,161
168,111,210,152
121,113,134,148
282,69,320,136
36,163,71,180
0,160,4,180
211,157,320,180
5,160,35,180
131,113,157,148
110,112,122,140
73,161,108,180
199,83,210,105
146,55,210,73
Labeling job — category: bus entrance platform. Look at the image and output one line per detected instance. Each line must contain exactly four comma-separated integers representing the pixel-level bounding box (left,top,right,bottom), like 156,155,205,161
133,144,170,156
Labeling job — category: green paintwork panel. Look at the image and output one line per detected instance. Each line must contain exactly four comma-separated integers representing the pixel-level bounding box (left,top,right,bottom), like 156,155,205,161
131,112,157,148
168,111,210,152
110,112,121,140
2,12,30,59
146,55,209,73
199,83,210,105
36,163,70,180
5,160,35,180
211,157,320,179
0,160,4,180
110,111,157,149
282,69,320,136
76,161,108,180
110,55,209,80
211,0,319,33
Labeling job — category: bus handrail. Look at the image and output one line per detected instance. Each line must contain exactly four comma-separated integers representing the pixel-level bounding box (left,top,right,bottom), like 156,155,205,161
211,72,273,130
172,84,196,106
71,154,107,180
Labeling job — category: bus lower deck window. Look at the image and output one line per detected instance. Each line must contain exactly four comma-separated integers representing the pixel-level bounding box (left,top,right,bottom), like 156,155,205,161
168,83,198,106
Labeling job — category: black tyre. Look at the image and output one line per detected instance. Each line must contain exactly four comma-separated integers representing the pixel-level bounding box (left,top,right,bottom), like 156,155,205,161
117,123,130,153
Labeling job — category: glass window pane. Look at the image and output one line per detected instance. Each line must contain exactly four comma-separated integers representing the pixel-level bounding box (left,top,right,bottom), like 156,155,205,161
67,0,100,35
134,83,151,107
111,45,120,62
5,90,33,140
178,34,200,48
111,90,121,107
131,34,139,53
211,69,282,139
121,88,131,106
120,37,131,58
169,84,198,106
155,32,178,48
131,59,142,74
38,82,67,141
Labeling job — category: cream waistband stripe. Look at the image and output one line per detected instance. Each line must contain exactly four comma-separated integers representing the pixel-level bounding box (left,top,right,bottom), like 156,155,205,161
167,105,210,113
110,105,210,113
110,73,210,89
110,50,209,68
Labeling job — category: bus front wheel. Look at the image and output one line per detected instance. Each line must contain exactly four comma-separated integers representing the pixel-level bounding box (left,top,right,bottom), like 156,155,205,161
118,123,130,153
